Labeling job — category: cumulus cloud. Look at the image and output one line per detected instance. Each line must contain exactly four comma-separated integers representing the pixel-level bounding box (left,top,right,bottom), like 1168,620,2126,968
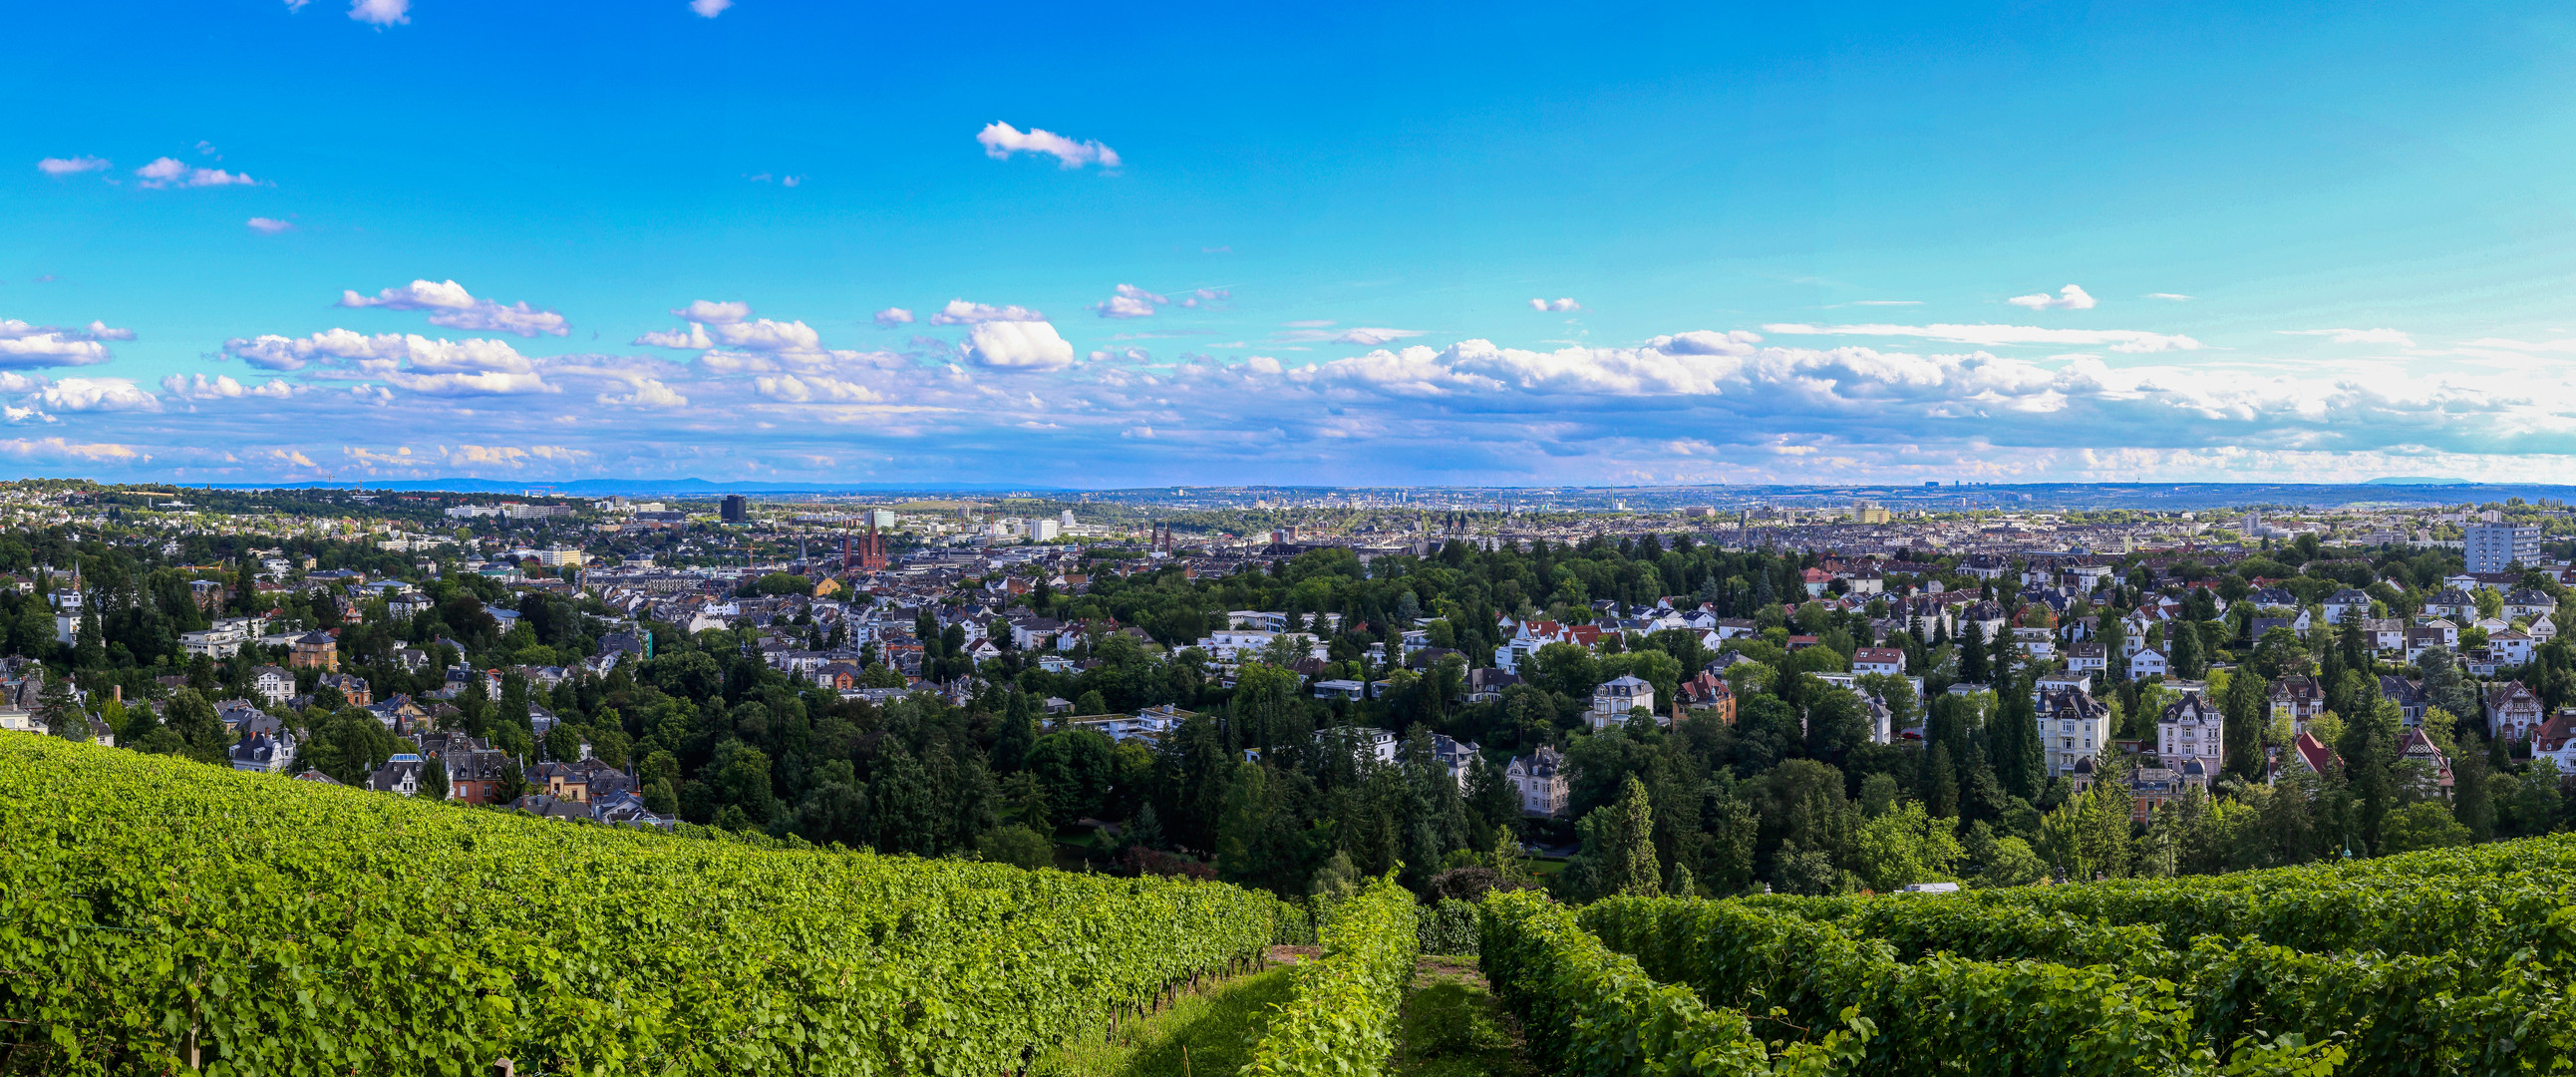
340,279,570,337
976,122,1120,170
597,377,690,408
161,373,294,401
36,157,109,177
37,378,159,413
2007,284,2097,311
1528,297,1581,312
1094,284,1168,319
135,158,258,188
929,299,1046,325
1762,321,2203,354
1180,287,1229,309
246,217,295,234
689,0,732,15
2282,327,2415,347
218,329,551,394
673,299,751,324
350,0,408,25
634,324,713,350
0,320,124,368
873,307,914,327
965,321,1075,371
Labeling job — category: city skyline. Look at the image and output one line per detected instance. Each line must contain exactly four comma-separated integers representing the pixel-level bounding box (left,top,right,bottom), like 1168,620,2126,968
11,1,2576,486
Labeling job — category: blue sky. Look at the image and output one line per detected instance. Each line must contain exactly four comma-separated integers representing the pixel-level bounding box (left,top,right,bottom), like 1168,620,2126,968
9,0,2576,486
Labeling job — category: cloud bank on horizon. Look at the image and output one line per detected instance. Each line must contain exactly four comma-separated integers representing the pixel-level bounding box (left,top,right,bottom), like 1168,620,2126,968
11,1,2576,487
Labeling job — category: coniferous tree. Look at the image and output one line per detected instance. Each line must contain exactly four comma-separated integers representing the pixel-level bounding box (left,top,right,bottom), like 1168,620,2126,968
2221,668,2268,781
1959,621,1989,684
421,755,450,801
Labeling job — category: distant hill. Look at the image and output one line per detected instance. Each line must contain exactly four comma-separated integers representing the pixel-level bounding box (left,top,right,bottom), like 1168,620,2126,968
2364,476,2474,486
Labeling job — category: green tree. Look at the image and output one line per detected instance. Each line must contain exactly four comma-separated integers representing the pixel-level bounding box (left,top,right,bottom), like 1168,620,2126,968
1576,776,1662,899
1853,800,1965,893
2220,669,2268,782
977,824,1056,870
2379,800,2471,854
420,755,450,801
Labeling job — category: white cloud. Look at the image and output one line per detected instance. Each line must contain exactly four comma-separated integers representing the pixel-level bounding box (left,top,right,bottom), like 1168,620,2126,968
246,217,295,234
689,0,733,15
929,299,1046,325
1331,328,1424,346
38,378,160,413
597,377,690,408
965,320,1075,370
0,320,121,368
673,299,750,324
1527,297,1581,312
1762,321,2203,354
753,373,882,403
161,373,294,401
873,307,914,327
2007,284,2096,311
634,324,714,350
135,158,258,188
1095,284,1168,319
36,157,109,177
2145,293,2194,301
2281,327,2415,347
350,0,408,25
218,330,549,394
1180,287,1229,308
340,279,569,337
975,122,1121,170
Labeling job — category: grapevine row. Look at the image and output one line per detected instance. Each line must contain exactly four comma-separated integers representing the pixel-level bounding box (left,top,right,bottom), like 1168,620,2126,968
0,739,1276,1076
1237,874,1420,1077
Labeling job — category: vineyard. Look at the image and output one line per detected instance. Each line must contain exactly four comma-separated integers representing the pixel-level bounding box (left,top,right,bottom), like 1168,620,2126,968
24,730,2576,1077
1479,834,2576,1076
0,738,1284,1076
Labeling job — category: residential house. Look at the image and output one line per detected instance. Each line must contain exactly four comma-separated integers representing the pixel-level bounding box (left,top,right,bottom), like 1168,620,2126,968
229,730,297,774
2268,675,2328,737
2379,676,2428,727
1675,671,1736,723
2038,685,2111,778
2323,588,2374,625
2274,732,2338,783
2423,588,2478,621
1428,733,1481,790
1316,725,1399,765
2488,681,2545,741
368,753,427,796
2129,647,2170,679
289,630,338,672
251,665,294,706
2066,640,2107,675
1850,647,1906,676
1591,675,1657,728
2398,727,2454,801
2158,693,2224,777
1505,746,1570,818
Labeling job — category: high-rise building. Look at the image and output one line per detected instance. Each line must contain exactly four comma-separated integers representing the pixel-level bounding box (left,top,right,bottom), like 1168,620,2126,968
720,495,748,523
2465,523,2541,573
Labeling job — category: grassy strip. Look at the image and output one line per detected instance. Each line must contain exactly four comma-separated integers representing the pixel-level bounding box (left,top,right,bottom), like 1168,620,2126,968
1032,965,1298,1077
1389,966,1530,1077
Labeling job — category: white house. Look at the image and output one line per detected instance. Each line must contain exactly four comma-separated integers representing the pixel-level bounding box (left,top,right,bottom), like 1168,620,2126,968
2129,647,2170,679
1850,647,1906,676
1316,725,1399,764
1590,675,1657,728
251,665,294,705
2158,693,2225,775
1505,746,1569,818
2038,684,2111,778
